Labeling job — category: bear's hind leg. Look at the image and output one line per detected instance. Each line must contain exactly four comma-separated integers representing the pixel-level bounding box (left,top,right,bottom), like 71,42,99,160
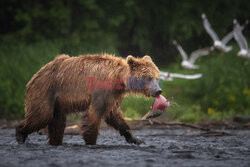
48,102,66,146
16,111,53,144
16,121,29,144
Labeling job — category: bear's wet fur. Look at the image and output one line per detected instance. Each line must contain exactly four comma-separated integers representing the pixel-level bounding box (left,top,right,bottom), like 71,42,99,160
16,53,160,145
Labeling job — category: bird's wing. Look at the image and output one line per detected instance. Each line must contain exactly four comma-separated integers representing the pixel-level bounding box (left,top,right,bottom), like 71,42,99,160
159,71,173,81
173,40,188,61
221,31,234,45
233,19,248,50
202,13,219,41
222,20,248,45
160,71,170,78
169,73,203,79
241,20,249,30
189,47,211,64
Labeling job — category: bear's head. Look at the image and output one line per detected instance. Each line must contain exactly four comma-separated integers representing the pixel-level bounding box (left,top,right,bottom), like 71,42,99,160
126,55,162,97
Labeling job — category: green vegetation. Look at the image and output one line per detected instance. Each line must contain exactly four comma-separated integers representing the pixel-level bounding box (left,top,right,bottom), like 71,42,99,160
0,41,60,117
0,40,249,122
0,0,250,121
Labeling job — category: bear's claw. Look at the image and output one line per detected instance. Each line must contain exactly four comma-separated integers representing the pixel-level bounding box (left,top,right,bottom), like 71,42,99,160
16,131,26,144
126,137,145,145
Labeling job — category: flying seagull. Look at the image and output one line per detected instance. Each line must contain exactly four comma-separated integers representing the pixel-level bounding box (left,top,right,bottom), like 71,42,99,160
233,19,250,59
159,71,202,81
173,40,212,70
202,13,233,52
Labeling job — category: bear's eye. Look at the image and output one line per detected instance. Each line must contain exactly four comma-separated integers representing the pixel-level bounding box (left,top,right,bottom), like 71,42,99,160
144,78,153,86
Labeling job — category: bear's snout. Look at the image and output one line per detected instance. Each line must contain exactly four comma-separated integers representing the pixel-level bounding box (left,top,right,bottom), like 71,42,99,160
150,80,162,97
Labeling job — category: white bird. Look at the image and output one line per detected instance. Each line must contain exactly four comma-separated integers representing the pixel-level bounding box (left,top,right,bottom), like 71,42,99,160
173,40,212,70
233,19,250,59
202,13,233,52
160,71,202,81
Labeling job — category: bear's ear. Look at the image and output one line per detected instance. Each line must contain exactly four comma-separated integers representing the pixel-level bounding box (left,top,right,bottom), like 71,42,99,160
143,55,152,62
126,55,137,66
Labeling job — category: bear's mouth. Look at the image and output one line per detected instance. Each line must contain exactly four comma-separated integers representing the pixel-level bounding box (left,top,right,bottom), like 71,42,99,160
150,89,162,97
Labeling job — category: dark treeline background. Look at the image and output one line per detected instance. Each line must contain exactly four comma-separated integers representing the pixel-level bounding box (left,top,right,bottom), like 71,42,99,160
0,0,250,119
1,0,250,66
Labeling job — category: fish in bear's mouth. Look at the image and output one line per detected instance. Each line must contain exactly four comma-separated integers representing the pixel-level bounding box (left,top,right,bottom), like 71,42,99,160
143,95,173,119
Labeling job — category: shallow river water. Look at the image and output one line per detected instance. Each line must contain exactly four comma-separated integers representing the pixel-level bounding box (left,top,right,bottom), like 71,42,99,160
0,129,250,167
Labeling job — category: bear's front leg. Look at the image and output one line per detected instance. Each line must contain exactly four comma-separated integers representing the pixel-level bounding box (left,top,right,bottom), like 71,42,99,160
105,108,145,145
81,109,101,145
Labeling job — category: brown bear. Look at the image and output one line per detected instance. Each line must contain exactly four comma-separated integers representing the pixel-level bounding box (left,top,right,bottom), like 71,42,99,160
16,53,162,145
